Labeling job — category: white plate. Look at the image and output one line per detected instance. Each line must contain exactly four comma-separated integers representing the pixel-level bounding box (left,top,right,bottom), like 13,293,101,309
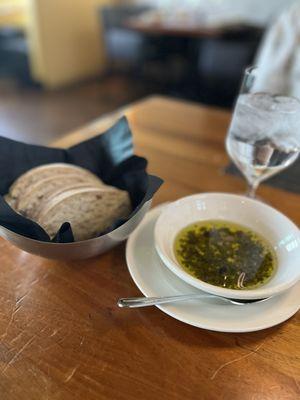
126,205,300,333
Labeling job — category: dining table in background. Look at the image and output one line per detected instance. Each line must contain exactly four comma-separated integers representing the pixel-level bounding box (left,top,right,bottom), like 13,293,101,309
123,11,256,39
124,17,226,38
0,96,299,400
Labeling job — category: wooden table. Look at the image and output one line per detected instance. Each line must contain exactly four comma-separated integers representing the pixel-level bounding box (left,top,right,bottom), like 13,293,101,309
125,19,226,38
124,16,255,39
0,96,299,400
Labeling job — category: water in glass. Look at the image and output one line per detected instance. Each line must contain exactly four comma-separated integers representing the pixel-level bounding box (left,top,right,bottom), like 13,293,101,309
227,92,300,190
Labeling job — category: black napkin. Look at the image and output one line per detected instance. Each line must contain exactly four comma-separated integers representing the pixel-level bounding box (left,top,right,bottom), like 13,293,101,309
225,158,300,194
0,117,163,242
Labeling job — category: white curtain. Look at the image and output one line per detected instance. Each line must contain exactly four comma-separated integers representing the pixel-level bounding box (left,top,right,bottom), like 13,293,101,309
254,3,300,98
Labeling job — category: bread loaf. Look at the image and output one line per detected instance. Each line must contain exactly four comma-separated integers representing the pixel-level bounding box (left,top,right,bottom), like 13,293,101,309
16,174,103,218
37,186,131,241
6,163,131,241
9,163,101,202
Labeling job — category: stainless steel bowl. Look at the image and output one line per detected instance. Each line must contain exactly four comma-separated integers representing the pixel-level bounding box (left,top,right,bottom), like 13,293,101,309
0,200,152,259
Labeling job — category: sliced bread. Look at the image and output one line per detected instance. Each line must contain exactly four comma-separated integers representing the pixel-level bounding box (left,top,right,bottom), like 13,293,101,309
16,174,104,218
9,163,102,202
36,186,131,241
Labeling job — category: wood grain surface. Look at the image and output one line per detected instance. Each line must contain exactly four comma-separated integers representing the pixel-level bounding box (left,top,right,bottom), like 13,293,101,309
124,19,227,38
0,96,299,400
123,16,252,39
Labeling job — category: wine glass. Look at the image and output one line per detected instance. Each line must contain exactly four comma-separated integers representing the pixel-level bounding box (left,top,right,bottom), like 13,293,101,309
226,66,300,198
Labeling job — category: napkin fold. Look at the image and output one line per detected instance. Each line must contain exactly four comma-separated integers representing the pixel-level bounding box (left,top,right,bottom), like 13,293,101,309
0,117,163,242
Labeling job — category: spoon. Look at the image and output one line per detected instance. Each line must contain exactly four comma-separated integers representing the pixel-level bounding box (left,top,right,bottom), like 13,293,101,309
117,294,270,308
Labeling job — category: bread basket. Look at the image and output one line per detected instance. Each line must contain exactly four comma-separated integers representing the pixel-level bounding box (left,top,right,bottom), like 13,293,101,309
0,199,152,259
0,118,162,259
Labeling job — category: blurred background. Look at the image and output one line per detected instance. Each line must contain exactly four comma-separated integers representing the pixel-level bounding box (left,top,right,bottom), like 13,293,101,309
0,0,297,144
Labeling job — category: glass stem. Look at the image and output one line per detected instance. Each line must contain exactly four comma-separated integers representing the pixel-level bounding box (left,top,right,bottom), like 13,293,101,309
246,180,259,198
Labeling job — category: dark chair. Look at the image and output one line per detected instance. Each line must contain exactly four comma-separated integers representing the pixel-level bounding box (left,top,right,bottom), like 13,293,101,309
196,27,264,107
0,27,33,85
99,5,153,72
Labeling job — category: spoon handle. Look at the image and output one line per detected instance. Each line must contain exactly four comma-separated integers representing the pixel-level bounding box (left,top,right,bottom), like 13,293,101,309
117,294,217,308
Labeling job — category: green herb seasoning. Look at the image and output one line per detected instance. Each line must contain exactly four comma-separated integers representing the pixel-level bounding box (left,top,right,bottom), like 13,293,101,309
174,220,276,290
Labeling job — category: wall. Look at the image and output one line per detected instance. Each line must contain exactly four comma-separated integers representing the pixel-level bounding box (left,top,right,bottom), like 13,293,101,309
27,0,117,89
0,0,27,28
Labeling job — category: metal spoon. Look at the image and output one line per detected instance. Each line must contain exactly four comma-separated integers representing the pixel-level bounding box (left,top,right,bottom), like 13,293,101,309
117,294,270,308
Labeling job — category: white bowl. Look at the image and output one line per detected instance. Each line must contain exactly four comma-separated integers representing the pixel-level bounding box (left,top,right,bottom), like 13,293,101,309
154,193,300,300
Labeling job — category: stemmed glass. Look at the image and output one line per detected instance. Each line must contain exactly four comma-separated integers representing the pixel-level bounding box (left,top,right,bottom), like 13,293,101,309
226,66,300,198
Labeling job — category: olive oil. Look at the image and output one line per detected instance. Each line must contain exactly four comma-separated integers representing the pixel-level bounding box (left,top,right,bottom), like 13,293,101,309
174,220,276,290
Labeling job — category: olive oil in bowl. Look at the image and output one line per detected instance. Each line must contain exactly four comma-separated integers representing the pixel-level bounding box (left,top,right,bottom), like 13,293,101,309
174,220,277,290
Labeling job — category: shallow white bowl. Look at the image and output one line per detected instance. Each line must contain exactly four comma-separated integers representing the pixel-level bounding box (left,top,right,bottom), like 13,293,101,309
154,193,300,300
